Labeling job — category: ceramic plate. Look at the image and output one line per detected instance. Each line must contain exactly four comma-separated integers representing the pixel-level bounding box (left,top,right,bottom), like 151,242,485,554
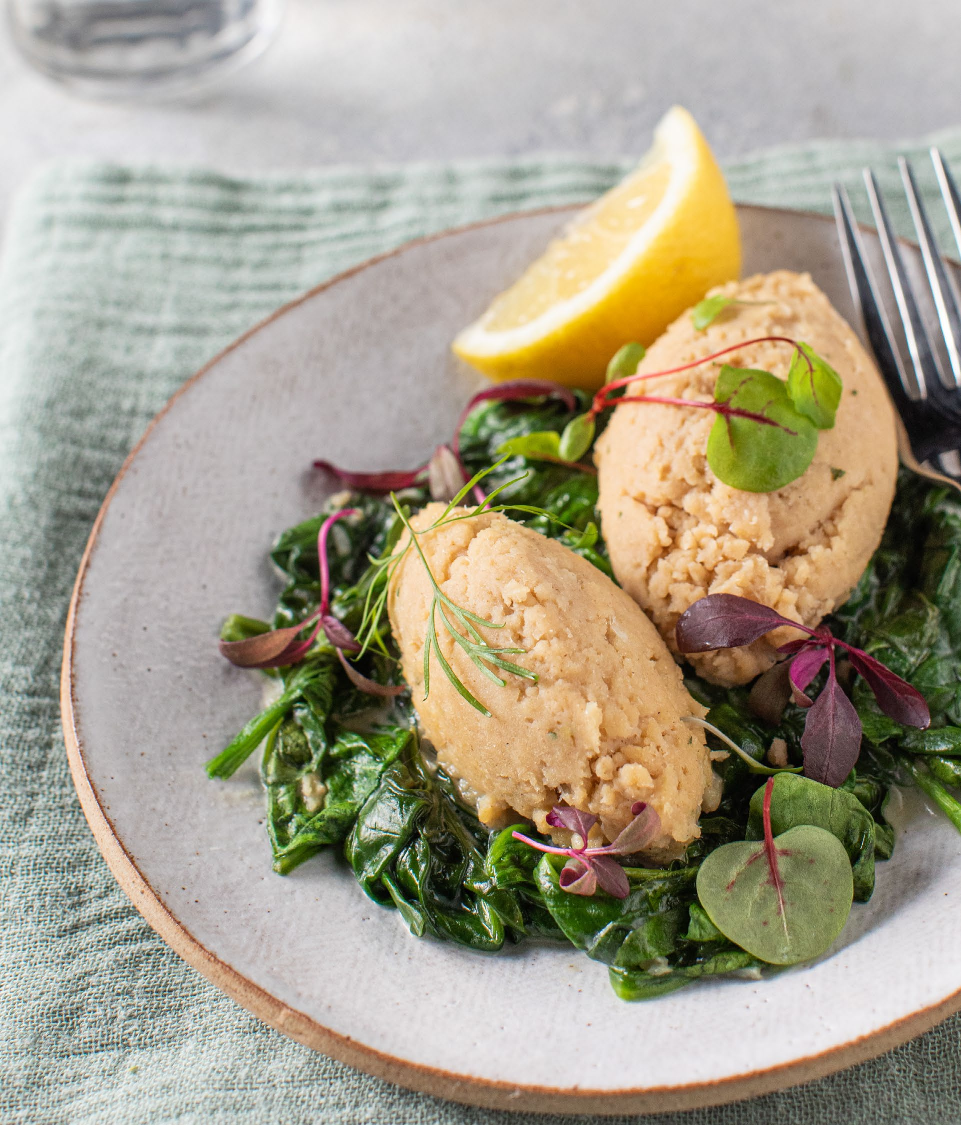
62,205,961,1115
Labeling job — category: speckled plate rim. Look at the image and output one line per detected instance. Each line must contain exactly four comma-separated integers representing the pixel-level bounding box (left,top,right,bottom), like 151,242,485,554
60,203,961,1116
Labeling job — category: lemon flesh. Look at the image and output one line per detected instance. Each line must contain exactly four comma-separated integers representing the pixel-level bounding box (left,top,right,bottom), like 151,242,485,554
452,106,741,389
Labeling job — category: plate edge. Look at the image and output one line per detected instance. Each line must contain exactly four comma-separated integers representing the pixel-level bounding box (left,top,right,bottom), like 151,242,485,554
59,202,961,1115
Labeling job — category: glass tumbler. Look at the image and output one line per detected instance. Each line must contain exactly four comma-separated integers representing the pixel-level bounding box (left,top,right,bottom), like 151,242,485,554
6,0,286,98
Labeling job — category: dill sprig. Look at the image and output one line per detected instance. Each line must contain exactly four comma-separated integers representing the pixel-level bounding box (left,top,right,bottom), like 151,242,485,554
355,459,561,715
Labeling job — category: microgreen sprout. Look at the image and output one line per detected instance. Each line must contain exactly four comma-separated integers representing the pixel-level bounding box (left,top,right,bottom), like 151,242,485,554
695,776,855,965
512,802,661,898
219,508,404,696
681,714,802,777
675,593,930,787
690,296,773,331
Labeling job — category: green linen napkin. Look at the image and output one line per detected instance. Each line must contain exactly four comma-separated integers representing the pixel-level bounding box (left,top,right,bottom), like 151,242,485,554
4,131,961,1125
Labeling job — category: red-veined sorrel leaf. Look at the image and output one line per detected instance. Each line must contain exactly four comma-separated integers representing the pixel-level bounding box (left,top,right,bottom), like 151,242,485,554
695,776,854,964
546,805,598,839
800,655,863,787
786,343,842,430
313,461,425,492
427,444,467,502
559,858,597,896
607,801,660,854
789,645,829,706
675,594,804,653
706,367,819,492
844,648,931,730
335,648,405,697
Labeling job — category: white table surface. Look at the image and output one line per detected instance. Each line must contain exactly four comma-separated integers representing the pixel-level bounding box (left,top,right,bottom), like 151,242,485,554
2,0,961,227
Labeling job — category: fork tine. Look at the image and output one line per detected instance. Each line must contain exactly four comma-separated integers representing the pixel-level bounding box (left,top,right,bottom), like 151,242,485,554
863,167,944,398
832,183,918,400
932,147,961,261
899,157,961,387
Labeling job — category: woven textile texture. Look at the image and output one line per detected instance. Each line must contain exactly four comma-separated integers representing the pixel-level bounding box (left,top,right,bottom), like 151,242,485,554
4,131,961,1124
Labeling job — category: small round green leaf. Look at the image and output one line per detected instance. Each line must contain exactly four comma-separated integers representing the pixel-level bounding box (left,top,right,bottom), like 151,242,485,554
605,342,646,383
696,824,854,965
692,295,736,331
707,366,818,492
497,431,562,460
558,412,596,461
787,342,843,429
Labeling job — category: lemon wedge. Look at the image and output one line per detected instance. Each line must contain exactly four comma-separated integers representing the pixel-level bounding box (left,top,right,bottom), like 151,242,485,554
452,106,741,389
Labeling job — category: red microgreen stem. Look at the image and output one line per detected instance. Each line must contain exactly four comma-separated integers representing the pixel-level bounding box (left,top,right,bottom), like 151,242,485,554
610,393,798,435
318,508,359,615
761,777,789,925
590,335,813,417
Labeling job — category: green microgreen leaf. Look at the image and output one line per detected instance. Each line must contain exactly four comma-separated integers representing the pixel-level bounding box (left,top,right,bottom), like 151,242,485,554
605,342,646,383
497,431,562,461
692,295,737,331
696,779,854,965
706,367,818,492
557,413,596,462
787,342,843,429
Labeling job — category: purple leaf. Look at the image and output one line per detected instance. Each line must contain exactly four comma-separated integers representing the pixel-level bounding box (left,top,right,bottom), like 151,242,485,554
546,805,598,839
335,648,406,698
219,615,321,670
452,380,577,457
313,461,425,492
777,637,813,656
801,659,863,787
748,660,794,725
558,857,597,896
427,444,467,502
789,645,829,707
321,615,361,653
675,594,806,653
588,855,631,899
844,648,931,730
606,802,661,855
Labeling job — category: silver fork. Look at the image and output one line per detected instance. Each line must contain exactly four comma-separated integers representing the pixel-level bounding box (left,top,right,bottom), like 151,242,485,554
833,149,961,492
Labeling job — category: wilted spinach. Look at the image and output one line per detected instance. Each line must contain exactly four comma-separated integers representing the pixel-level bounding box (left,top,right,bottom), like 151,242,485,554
211,396,961,1002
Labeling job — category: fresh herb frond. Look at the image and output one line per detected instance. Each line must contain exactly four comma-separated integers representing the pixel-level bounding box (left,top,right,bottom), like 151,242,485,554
439,456,513,518
388,490,536,712
426,607,490,714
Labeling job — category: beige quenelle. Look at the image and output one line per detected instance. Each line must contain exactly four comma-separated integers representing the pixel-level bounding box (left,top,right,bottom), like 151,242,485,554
387,505,719,854
596,270,899,686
